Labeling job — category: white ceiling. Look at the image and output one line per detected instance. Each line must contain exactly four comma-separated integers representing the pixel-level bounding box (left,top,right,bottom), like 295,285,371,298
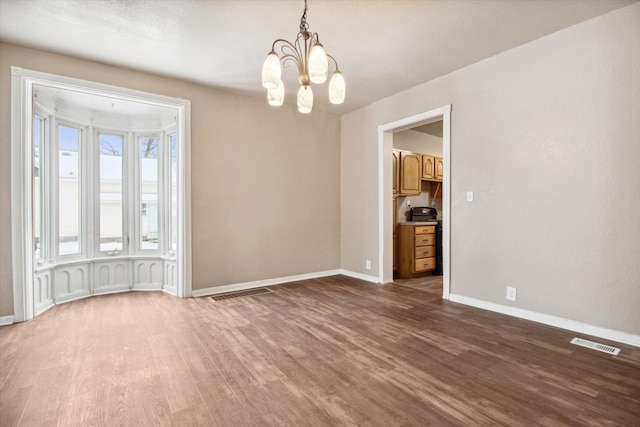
0,0,635,114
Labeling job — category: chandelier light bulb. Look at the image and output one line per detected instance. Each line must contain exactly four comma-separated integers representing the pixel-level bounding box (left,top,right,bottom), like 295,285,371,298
261,52,281,90
267,80,285,106
329,71,345,104
297,85,313,113
308,42,328,84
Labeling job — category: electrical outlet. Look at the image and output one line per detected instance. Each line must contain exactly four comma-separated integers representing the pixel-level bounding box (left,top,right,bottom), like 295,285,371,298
365,260,371,270
506,286,517,301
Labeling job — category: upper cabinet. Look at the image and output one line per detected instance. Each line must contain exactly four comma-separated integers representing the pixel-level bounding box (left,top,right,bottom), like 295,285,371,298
392,150,400,195
399,151,421,195
394,150,442,195
434,157,444,181
421,155,434,180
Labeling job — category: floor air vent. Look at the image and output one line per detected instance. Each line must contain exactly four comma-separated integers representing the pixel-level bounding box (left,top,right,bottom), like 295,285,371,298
210,287,272,301
570,337,620,355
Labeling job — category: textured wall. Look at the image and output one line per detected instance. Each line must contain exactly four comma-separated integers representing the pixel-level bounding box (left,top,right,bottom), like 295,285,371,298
0,43,341,317
393,129,443,156
341,4,640,335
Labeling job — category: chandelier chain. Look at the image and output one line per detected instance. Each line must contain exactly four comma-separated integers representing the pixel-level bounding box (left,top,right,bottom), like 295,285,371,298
299,0,309,33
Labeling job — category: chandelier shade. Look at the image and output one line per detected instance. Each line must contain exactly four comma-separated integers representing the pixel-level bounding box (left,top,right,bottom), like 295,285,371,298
268,80,285,106
297,85,313,113
261,0,345,113
329,71,346,104
308,43,328,84
261,52,281,90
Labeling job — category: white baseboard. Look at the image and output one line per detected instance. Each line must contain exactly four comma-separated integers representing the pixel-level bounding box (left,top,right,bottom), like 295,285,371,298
131,284,163,291
192,269,342,297
162,287,178,296
93,285,131,295
0,315,15,326
339,269,380,283
449,294,640,348
35,301,55,317
55,290,92,304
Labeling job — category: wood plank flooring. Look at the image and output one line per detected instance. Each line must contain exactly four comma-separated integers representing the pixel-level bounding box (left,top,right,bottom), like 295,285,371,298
1,275,639,426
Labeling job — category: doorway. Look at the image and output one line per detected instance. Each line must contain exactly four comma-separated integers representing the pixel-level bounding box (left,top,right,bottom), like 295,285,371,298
10,67,192,322
377,105,451,299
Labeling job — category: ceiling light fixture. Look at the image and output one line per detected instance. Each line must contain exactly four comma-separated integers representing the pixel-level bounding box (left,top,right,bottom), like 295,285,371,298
261,0,345,113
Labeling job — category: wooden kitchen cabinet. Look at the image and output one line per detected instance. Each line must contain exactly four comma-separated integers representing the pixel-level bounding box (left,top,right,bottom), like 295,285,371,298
421,155,435,180
434,157,444,181
396,223,436,278
399,151,421,195
393,197,398,271
392,150,400,194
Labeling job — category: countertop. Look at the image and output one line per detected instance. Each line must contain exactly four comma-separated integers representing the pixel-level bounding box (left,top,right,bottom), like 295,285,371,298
399,221,438,226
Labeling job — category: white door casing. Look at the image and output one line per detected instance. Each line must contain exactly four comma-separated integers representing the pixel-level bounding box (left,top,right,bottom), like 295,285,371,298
377,105,452,298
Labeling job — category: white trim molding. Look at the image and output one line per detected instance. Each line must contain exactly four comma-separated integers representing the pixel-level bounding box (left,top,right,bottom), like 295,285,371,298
449,294,640,348
340,269,380,283
192,270,342,297
0,316,15,327
377,105,452,299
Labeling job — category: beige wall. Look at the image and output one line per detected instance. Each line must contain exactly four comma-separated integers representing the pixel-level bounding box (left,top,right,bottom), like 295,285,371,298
341,3,640,335
393,129,443,157
0,43,341,317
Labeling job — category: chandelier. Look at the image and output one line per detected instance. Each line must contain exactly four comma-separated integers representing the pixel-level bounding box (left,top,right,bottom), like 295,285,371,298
261,0,345,113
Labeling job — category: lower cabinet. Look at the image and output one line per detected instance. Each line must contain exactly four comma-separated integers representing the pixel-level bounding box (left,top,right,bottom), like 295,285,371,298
396,223,436,278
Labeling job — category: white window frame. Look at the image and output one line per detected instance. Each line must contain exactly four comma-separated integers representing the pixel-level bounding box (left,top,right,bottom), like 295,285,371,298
94,128,129,256
164,125,178,254
11,67,192,322
134,132,162,254
32,108,50,262
54,120,88,260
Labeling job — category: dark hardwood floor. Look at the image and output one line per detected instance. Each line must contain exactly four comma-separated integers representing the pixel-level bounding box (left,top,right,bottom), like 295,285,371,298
1,275,639,426
393,274,444,294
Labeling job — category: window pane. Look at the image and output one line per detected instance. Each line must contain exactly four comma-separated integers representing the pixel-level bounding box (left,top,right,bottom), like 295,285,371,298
99,134,124,252
140,136,159,250
58,125,81,255
34,115,44,259
170,134,178,251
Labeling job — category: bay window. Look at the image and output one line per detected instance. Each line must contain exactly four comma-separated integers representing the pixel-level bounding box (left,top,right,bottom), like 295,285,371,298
12,68,191,322
34,117,174,261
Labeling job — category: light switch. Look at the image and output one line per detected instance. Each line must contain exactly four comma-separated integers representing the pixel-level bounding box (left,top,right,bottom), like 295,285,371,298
466,191,474,202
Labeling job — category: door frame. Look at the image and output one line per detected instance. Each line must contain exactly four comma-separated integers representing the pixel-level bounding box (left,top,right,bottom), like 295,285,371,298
377,105,451,298
10,67,192,322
